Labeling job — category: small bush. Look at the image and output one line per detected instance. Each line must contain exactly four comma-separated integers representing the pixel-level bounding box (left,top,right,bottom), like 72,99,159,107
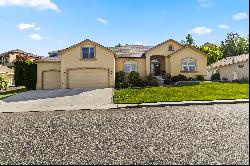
116,81,130,88
239,77,249,83
221,77,228,82
128,71,140,87
211,73,220,81
232,79,239,83
187,77,197,81
171,74,187,83
196,75,204,81
115,71,126,88
0,74,8,90
145,74,158,86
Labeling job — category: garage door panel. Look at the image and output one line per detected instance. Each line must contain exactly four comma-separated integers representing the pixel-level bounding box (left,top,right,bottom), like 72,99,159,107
43,71,61,89
68,68,109,89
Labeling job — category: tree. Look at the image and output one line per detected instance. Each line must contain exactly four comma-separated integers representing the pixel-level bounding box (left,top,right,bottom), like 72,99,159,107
181,34,196,47
115,43,122,47
200,44,223,65
13,55,37,90
0,74,8,90
220,33,249,57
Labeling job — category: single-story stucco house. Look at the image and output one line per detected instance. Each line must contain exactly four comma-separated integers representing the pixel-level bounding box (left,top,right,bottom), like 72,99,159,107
36,39,208,90
207,54,249,81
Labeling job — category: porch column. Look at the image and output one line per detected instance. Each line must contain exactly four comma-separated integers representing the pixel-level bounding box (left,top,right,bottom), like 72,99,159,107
146,55,151,75
165,57,171,74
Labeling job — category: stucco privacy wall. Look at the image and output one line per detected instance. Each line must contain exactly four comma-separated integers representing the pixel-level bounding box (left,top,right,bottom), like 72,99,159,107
145,40,183,74
169,47,207,78
115,58,146,79
36,62,61,89
61,41,115,88
209,60,249,81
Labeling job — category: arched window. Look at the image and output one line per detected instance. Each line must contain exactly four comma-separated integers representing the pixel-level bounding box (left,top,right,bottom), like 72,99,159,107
124,61,138,73
182,58,196,72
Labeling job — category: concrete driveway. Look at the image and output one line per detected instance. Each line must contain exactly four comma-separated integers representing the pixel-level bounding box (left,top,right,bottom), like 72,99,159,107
0,88,114,112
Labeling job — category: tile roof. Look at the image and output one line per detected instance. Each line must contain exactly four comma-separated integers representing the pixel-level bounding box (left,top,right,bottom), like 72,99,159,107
0,65,14,74
108,45,153,58
208,54,249,69
0,49,42,59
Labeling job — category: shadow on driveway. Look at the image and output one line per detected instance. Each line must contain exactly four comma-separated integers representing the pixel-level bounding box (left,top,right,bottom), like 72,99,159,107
2,88,99,103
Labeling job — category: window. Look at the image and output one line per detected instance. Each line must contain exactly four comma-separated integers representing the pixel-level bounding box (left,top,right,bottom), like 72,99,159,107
168,45,174,51
238,64,244,68
82,47,95,59
182,58,197,72
124,61,137,73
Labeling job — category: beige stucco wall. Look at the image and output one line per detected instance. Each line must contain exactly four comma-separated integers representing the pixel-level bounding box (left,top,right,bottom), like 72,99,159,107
169,47,207,78
0,73,14,86
115,58,146,79
145,40,183,74
36,62,61,90
61,41,115,88
207,60,249,81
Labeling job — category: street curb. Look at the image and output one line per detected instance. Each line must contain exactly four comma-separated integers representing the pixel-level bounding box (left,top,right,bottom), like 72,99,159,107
114,99,249,109
0,99,248,113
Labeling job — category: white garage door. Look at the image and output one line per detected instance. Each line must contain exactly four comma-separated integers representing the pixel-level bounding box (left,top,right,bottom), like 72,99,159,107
67,68,109,89
43,70,61,89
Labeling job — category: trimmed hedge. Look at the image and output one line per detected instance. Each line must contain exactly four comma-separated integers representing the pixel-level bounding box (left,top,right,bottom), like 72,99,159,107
13,56,37,90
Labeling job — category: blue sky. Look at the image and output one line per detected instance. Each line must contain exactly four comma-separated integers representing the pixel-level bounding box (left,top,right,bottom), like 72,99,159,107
0,0,249,57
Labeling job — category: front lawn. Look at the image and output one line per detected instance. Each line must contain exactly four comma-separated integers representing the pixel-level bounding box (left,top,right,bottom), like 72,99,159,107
113,82,249,104
0,87,27,100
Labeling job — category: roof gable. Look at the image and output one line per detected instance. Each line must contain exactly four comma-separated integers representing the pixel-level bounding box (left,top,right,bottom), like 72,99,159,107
144,39,184,54
58,39,116,56
168,45,208,57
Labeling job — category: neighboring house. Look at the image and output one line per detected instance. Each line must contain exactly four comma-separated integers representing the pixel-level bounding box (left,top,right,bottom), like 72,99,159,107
0,49,43,66
36,39,208,90
0,65,14,86
0,49,43,86
207,54,249,81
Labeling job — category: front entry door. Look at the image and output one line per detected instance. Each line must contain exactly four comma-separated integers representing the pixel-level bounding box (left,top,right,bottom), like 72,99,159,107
154,63,161,76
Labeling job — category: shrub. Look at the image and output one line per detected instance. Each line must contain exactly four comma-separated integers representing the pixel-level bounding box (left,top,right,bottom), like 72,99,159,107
116,81,130,88
187,77,197,81
239,77,249,83
0,74,8,90
115,71,126,88
221,77,228,82
145,74,159,86
13,56,37,90
232,79,239,83
211,73,220,81
196,75,204,81
128,71,140,87
171,74,188,83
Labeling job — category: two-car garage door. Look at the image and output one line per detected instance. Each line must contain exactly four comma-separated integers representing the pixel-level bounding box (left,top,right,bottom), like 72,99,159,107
67,68,109,89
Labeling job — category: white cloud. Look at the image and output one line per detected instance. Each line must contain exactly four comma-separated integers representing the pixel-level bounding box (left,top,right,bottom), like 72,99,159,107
29,33,43,40
218,24,230,29
0,0,59,11
34,27,40,31
190,26,212,35
17,23,35,30
135,41,143,45
94,17,108,24
233,12,248,20
197,0,213,8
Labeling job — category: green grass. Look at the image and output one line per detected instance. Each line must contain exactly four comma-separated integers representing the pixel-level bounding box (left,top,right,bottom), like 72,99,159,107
0,88,27,100
113,82,249,104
